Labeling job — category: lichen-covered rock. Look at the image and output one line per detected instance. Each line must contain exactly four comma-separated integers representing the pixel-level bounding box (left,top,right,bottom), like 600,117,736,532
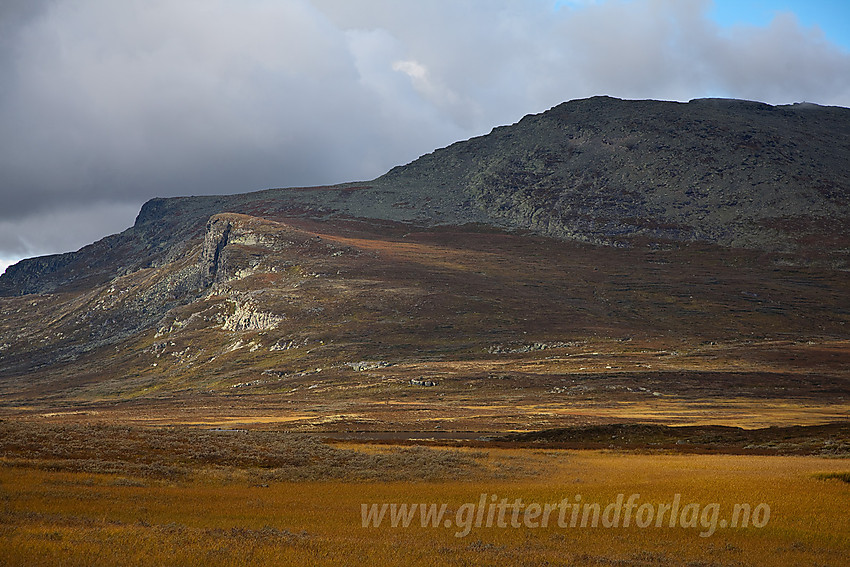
221,297,284,332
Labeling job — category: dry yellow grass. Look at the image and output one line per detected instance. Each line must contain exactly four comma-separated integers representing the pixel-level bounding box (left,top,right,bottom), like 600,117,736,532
1,448,847,566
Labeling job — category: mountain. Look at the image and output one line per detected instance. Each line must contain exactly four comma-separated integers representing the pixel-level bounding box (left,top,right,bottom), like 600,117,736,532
4,96,849,299
0,96,848,430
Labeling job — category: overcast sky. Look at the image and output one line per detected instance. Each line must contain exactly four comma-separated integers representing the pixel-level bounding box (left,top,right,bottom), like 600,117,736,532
2,0,849,274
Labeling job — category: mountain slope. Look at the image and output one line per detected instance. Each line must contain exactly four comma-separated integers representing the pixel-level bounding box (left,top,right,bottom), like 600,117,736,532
0,212,847,429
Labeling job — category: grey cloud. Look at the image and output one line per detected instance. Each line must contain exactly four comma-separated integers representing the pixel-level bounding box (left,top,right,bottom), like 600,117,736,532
0,201,142,262
1,0,849,264
709,13,850,103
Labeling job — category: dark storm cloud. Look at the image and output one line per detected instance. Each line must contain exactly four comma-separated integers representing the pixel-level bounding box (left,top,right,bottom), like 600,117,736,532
1,0,849,268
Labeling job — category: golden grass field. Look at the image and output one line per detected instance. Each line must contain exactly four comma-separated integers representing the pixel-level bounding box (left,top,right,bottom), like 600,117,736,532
0,423,848,566
1,220,848,566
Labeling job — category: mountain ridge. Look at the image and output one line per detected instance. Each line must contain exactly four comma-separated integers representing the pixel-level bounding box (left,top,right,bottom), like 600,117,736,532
2,95,849,299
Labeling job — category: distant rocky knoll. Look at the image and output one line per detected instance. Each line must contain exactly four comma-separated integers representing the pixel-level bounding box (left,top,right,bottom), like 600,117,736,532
2,96,849,297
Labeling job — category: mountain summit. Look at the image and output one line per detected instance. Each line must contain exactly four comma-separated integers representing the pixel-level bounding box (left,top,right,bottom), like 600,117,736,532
378,96,850,250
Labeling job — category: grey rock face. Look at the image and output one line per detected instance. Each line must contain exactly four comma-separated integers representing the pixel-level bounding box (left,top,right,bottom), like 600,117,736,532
202,216,234,285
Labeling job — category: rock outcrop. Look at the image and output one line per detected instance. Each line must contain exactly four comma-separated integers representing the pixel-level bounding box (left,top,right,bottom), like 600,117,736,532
202,216,234,285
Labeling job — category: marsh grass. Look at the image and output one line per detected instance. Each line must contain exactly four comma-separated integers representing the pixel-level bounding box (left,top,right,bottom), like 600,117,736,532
813,471,850,483
1,452,848,566
0,421,488,482
1,421,848,566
